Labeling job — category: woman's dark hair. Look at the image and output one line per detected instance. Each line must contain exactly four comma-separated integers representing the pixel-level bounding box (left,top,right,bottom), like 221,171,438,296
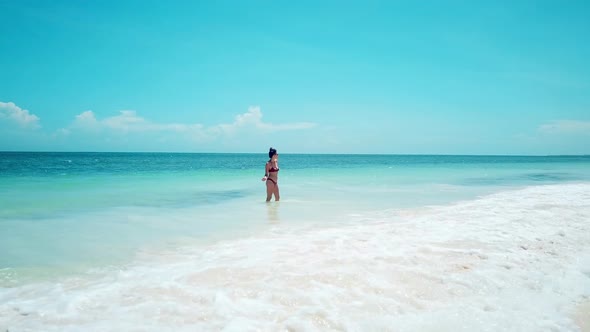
268,147,277,159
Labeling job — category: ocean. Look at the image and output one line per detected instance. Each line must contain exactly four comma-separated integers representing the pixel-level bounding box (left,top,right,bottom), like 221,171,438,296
1,152,589,331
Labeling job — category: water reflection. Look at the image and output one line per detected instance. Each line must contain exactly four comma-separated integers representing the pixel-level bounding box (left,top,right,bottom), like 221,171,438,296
266,202,280,223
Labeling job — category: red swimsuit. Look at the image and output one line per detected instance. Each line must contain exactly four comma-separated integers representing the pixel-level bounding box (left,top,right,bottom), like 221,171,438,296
267,166,279,184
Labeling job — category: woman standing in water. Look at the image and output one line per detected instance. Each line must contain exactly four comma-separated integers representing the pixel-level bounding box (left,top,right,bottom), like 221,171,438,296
261,147,280,202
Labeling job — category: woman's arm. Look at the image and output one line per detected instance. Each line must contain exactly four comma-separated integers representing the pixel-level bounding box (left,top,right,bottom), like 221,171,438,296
261,162,269,181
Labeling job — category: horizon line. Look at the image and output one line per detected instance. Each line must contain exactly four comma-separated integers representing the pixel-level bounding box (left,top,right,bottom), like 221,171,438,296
1,150,588,157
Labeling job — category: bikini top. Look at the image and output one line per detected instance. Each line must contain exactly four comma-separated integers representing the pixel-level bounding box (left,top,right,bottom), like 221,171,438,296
268,162,279,172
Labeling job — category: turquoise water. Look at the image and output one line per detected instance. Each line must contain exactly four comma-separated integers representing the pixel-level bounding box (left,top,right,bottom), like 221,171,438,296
1,152,590,285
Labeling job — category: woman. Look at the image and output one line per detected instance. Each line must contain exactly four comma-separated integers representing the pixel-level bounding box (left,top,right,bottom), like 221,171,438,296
261,147,280,202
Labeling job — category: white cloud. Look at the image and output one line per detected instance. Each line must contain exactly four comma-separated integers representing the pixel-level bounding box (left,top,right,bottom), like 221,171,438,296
214,106,317,136
71,110,200,133
102,110,147,130
538,120,590,135
0,101,41,128
76,110,98,122
74,110,99,126
54,128,71,137
64,106,317,141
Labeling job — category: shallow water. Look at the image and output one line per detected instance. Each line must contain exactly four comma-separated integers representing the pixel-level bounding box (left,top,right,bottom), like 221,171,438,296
1,153,589,330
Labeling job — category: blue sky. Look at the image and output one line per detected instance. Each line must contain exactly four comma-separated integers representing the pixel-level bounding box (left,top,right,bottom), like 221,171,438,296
1,0,589,154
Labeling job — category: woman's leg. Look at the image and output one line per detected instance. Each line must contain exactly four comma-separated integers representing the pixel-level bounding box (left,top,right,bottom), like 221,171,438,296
273,184,280,201
266,181,274,202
